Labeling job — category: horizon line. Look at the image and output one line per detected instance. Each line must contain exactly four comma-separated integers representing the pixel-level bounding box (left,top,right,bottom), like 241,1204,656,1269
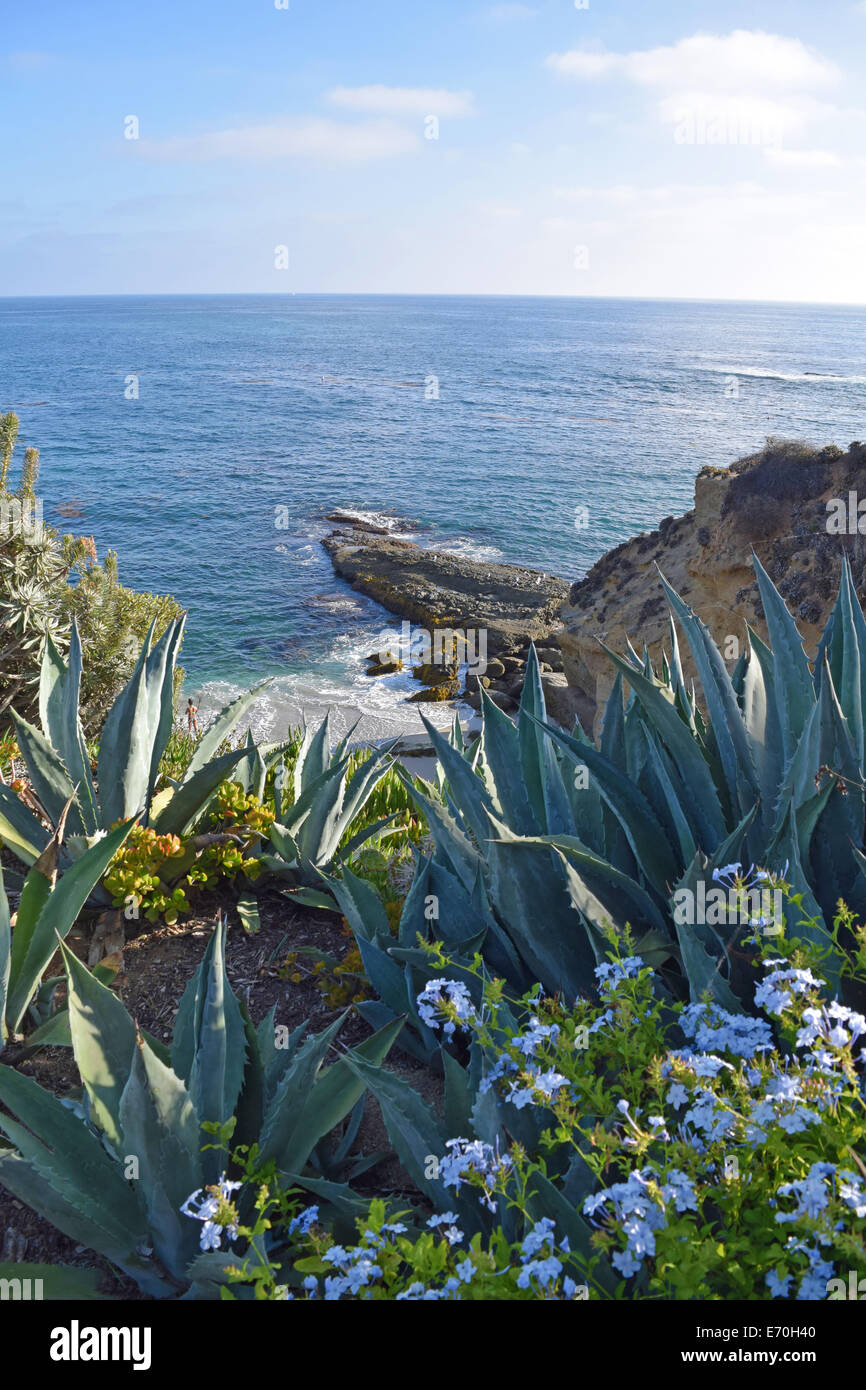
1,290,866,310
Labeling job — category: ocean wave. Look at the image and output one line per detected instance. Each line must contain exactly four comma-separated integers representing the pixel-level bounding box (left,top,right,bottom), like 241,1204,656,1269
701,366,866,385
433,537,505,563
187,624,472,747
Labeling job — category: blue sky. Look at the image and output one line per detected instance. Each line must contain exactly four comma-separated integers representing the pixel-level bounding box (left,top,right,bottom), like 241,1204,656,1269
2,0,866,299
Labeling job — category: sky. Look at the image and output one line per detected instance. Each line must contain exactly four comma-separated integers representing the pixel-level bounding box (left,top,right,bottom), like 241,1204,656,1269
1,0,866,300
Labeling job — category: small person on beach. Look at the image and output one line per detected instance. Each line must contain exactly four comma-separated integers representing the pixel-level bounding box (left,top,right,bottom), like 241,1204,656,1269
186,698,199,737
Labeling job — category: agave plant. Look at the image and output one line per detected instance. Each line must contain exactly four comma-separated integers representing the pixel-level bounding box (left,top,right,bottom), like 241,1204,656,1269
343,554,866,1018
0,814,134,1050
259,715,401,899
0,619,285,883
0,914,404,1297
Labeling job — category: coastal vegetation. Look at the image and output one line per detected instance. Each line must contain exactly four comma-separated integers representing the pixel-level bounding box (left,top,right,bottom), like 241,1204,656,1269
1,438,865,1304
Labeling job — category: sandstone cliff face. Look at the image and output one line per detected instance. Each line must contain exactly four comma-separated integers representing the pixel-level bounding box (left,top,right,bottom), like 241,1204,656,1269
559,440,866,734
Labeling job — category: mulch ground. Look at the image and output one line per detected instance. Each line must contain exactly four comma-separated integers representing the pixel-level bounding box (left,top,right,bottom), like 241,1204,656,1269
0,886,444,1298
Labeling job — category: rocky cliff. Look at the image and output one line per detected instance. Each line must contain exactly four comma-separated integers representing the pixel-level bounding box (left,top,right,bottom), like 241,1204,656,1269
559,439,866,734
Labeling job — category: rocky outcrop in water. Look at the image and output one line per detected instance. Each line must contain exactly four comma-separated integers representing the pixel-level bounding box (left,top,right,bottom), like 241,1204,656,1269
323,523,569,710
559,439,866,734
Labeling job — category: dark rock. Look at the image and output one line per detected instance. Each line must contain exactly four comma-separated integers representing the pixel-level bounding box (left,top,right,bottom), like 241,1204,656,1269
367,660,402,676
407,676,461,703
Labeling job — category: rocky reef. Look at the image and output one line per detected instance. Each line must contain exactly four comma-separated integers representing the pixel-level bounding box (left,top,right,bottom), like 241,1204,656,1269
559,439,866,733
323,523,569,712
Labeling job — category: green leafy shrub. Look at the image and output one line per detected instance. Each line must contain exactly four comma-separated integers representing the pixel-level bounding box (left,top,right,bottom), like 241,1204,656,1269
0,413,182,731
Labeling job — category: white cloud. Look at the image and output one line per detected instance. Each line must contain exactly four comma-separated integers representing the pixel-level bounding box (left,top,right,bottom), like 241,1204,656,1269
547,31,837,92
547,30,840,150
135,118,419,163
327,85,474,117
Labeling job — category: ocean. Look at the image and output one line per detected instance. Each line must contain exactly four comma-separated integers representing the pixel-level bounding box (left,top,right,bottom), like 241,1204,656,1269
2,293,865,742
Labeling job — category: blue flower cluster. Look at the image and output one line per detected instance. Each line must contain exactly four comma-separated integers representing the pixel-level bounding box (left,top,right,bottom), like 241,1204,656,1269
594,956,645,996
796,1000,866,1059
439,1137,514,1212
179,1174,242,1252
288,1204,320,1237
299,1216,585,1301
472,1011,570,1109
583,1168,697,1279
680,1002,773,1058
754,960,826,1016
417,978,478,1037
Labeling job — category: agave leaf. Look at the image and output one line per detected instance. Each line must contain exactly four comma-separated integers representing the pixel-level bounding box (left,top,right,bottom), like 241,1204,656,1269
0,1064,145,1241
279,759,349,852
256,1013,347,1166
752,552,815,763
484,815,598,996
96,620,159,828
600,672,627,771
180,678,272,785
339,812,401,862
295,715,332,798
7,835,57,998
118,1038,203,1282
538,834,671,938
6,818,135,1034
0,869,10,1046
187,917,248,1149
419,716,498,847
741,626,785,836
341,1052,485,1231
0,1261,106,1299
397,771,482,891
533,718,679,897
10,712,84,836
152,745,252,835
639,724,697,866
326,865,392,942
38,627,99,835
0,1149,173,1297
516,646,573,834
597,644,726,852
0,784,50,866
556,850,622,964
146,616,187,814
55,940,136,1148
276,1015,406,1174
479,687,539,836
659,571,760,821
336,739,401,841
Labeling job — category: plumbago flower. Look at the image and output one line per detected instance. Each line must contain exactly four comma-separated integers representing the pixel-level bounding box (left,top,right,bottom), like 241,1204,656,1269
402,942,866,1300
292,1204,588,1301
417,978,479,1037
212,929,866,1302
180,1174,243,1252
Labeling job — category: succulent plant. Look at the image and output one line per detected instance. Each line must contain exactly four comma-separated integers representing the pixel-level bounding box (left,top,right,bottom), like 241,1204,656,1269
260,714,401,897
0,619,283,884
0,913,404,1296
342,555,866,1018
0,813,134,1050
